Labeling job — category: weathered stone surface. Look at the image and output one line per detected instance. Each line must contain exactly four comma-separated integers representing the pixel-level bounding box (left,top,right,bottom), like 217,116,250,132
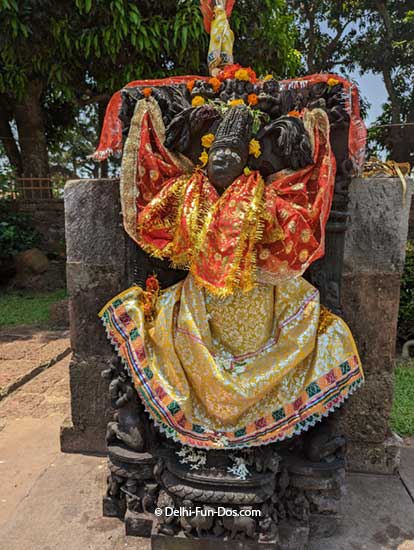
337,178,413,472
344,177,413,273
342,272,400,373
309,514,340,538
67,263,124,356
65,179,124,266
345,436,401,474
335,373,394,443
60,354,113,454
125,511,153,537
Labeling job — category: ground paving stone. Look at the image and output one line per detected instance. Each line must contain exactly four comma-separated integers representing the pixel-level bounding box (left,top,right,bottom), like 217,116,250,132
400,447,414,503
0,326,70,398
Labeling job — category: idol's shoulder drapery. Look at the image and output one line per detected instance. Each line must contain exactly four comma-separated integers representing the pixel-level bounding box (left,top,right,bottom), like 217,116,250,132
99,276,363,449
119,97,335,296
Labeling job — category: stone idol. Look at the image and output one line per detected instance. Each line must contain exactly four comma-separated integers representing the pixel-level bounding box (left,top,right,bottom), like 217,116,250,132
91,1,367,547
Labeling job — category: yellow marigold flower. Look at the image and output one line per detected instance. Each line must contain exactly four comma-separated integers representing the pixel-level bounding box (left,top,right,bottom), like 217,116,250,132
228,98,245,106
263,74,274,81
201,133,215,149
199,151,209,167
327,77,339,87
243,166,251,176
234,68,250,81
192,95,205,107
249,139,261,158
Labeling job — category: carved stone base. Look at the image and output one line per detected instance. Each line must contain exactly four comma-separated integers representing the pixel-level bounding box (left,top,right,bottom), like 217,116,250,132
125,510,153,537
103,442,158,537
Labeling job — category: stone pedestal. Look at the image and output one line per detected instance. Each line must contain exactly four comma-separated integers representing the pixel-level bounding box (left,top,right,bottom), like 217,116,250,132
61,177,413,472
340,177,413,473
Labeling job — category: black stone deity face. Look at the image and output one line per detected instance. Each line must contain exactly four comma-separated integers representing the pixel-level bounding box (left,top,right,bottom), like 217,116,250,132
207,105,252,190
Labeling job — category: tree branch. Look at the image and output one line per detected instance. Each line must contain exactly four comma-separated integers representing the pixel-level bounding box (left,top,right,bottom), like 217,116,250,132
317,21,351,72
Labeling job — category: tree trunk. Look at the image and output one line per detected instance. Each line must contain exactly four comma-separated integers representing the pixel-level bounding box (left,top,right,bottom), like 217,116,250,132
14,80,51,199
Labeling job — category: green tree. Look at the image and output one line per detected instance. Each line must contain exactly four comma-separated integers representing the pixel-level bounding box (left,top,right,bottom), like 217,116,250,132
0,0,300,195
287,0,364,73
351,1,414,165
289,0,414,164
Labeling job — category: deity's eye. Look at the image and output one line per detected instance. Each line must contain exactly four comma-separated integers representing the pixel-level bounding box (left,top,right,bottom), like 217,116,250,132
224,148,231,155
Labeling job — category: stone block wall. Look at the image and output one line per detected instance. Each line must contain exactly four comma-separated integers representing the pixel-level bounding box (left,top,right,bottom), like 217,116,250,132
61,177,413,469
11,199,65,255
61,179,130,453
340,177,413,473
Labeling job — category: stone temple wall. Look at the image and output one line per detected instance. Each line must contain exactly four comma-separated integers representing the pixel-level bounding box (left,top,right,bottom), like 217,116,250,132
60,177,413,473
11,199,65,256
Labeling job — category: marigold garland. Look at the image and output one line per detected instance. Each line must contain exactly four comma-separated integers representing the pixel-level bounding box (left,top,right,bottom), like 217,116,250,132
249,139,261,158
201,133,215,148
199,151,209,167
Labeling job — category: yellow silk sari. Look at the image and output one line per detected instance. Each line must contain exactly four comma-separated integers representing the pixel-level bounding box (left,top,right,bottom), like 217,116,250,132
100,275,363,449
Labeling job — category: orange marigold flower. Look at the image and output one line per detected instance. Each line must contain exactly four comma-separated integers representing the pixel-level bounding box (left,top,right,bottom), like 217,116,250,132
142,87,152,97
208,77,221,93
146,275,159,292
247,93,258,106
288,110,301,118
327,77,339,87
186,80,195,92
192,95,205,107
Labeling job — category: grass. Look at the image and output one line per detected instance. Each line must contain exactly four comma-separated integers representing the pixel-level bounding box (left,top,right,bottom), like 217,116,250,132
0,289,67,328
391,362,414,437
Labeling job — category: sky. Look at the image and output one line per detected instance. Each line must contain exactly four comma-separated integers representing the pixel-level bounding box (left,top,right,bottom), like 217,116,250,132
347,69,389,127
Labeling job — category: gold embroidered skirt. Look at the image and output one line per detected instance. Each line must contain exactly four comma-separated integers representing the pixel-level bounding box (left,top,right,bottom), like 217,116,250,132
100,275,363,449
